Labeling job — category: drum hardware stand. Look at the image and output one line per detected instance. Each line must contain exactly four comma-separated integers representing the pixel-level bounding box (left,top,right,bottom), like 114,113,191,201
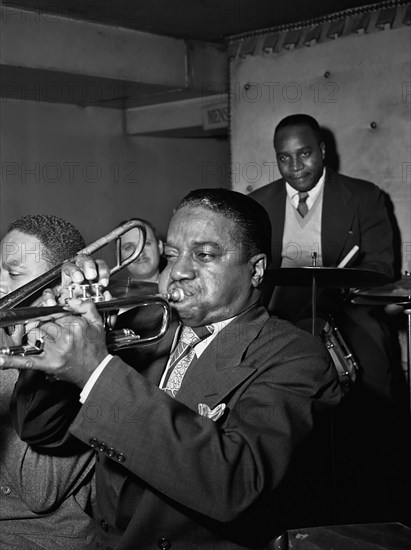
405,304,411,416
308,253,338,522
402,271,411,416
311,252,317,335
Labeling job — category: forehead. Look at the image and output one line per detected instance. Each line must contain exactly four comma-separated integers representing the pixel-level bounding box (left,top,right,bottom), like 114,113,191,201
274,124,319,150
168,206,237,246
1,229,38,248
1,230,45,263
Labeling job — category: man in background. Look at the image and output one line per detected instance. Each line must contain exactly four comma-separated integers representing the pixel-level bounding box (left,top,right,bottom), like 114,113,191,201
250,114,410,524
110,218,165,354
118,218,164,284
0,214,96,549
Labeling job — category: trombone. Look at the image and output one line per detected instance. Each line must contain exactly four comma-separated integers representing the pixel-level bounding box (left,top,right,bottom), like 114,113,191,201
0,221,175,355
0,219,147,310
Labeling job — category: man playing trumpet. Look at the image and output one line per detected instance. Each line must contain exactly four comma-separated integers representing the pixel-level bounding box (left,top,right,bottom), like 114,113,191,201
2,190,340,549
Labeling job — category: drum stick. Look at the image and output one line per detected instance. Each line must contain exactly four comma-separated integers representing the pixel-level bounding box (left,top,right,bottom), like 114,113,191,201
337,245,359,268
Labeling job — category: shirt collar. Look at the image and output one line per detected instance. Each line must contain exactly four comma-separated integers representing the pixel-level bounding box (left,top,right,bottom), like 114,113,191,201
171,316,236,358
286,168,326,207
194,317,235,357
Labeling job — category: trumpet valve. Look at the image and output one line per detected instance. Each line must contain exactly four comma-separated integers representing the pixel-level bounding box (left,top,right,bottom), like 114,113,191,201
91,283,105,302
79,284,90,300
66,283,105,302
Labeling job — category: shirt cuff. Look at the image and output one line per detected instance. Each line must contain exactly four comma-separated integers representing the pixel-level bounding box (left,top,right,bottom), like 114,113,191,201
79,354,113,403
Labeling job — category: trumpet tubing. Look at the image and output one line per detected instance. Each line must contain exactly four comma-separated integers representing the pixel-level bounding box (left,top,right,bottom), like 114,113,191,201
0,221,180,355
0,294,172,354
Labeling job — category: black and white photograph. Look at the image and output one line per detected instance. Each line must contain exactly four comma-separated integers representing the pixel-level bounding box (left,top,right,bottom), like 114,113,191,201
0,1,410,549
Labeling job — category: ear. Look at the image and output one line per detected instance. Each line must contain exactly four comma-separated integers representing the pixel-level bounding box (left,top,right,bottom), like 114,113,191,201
320,141,326,160
249,253,267,288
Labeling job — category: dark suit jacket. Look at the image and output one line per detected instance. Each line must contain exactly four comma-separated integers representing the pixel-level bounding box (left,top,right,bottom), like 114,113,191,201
249,169,395,397
250,168,394,277
12,304,340,550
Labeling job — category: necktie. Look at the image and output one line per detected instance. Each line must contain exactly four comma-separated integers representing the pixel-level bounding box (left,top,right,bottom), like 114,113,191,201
163,325,212,397
297,191,309,217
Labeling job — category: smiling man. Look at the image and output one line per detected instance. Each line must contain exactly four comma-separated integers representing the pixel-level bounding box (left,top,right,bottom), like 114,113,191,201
119,218,164,284
3,189,340,549
249,114,408,524
251,114,394,275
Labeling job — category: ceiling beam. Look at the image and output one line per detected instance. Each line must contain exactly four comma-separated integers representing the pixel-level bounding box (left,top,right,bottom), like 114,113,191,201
0,5,227,109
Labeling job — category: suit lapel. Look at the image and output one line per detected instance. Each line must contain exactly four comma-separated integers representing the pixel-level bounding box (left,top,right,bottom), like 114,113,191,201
175,305,269,411
321,169,355,266
142,321,177,385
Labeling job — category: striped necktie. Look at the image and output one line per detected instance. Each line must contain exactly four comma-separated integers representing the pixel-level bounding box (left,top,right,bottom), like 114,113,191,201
297,191,309,217
163,325,212,397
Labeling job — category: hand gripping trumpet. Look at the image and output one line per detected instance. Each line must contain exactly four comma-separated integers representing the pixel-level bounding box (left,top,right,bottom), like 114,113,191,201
0,222,184,355
0,220,146,310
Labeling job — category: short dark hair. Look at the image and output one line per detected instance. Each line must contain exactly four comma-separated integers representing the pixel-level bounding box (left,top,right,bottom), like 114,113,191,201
176,188,272,264
274,114,323,144
7,214,85,266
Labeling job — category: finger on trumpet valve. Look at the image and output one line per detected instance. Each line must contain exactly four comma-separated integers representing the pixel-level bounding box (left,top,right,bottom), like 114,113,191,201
65,283,105,303
64,284,81,303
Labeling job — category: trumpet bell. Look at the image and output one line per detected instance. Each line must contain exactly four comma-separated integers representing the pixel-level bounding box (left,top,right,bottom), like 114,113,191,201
109,296,171,350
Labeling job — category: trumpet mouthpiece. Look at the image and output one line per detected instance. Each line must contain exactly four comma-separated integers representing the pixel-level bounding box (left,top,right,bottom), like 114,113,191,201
167,288,184,302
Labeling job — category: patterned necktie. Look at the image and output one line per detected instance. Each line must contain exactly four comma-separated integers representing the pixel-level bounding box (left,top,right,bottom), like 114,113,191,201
163,325,212,397
297,191,309,217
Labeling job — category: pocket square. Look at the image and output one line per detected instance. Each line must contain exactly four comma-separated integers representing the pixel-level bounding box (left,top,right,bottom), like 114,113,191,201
198,403,226,421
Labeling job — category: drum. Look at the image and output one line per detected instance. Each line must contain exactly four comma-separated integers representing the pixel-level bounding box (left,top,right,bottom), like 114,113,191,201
320,317,359,395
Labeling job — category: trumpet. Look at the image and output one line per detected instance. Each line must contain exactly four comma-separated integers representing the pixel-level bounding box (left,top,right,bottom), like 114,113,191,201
0,294,175,355
0,290,185,355
0,222,184,355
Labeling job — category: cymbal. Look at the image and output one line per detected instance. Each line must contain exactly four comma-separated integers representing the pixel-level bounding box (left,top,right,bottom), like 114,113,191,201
263,267,391,288
351,296,411,307
351,274,411,301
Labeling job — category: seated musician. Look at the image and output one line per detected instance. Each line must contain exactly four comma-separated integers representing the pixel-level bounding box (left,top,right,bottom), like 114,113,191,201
250,114,410,524
0,215,96,548
118,217,164,284
3,190,340,549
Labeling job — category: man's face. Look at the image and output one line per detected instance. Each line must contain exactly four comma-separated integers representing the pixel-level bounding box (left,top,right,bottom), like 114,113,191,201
274,124,325,192
0,230,50,298
121,225,163,283
159,206,264,326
